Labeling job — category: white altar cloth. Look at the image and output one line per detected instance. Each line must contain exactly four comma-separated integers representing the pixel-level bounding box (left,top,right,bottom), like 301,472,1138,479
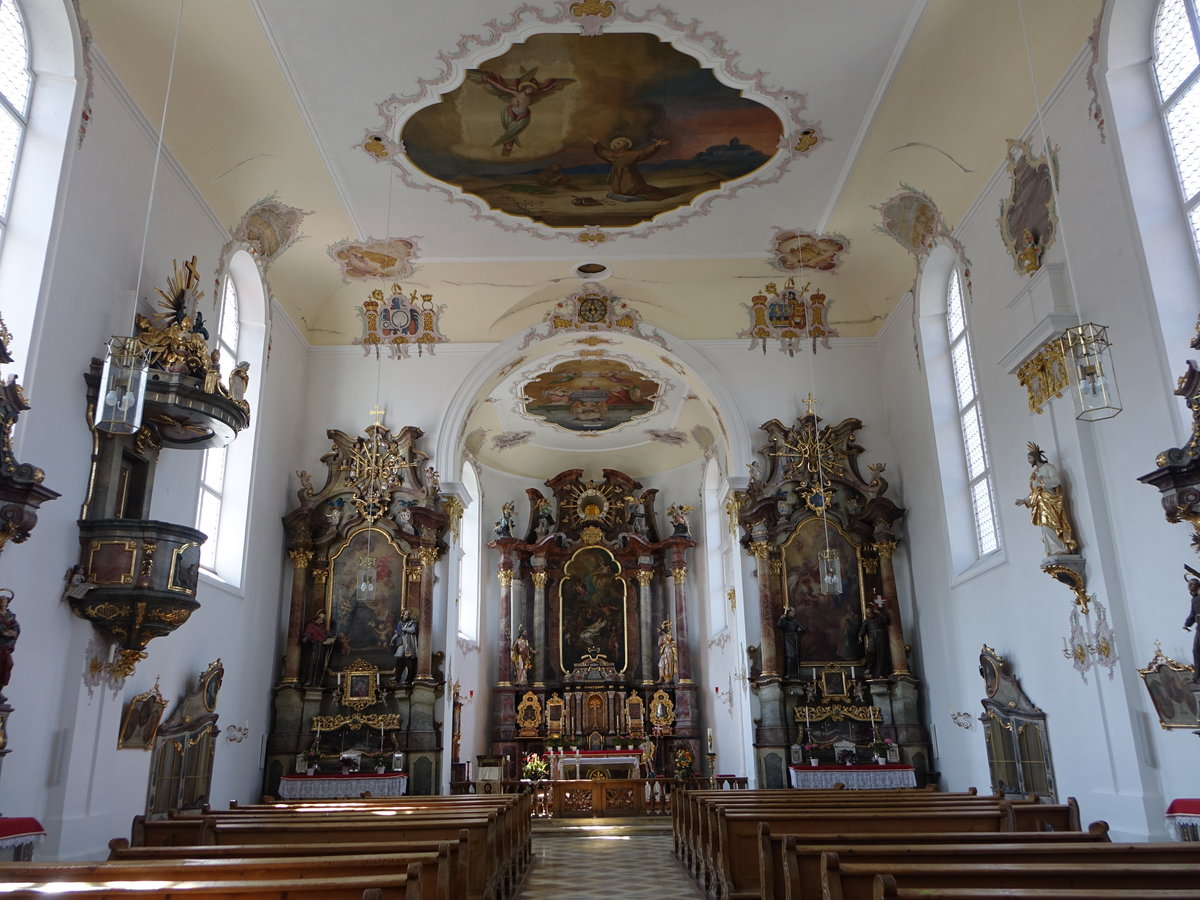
788,763,916,790
548,751,642,780
278,772,408,799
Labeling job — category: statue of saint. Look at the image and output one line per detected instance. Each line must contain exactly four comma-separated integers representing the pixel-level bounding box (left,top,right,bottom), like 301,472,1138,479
511,625,534,686
858,603,891,679
391,607,419,683
0,589,18,699
657,620,678,683
494,500,516,538
1014,442,1077,557
1183,574,1200,682
301,609,335,686
776,607,805,678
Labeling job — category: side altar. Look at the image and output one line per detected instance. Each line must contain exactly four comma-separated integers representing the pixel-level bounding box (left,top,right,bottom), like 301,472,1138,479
266,415,448,797
736,408,931,787
487,469,700,778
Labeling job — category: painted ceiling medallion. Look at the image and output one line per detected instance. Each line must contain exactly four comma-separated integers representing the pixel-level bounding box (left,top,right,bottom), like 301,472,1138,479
363,3,821,243
521,357,659,433
329,236,418,282
520,283,666,349
770,230,849,274
354,283,449,359
998,138,1059,276
874,184,950,260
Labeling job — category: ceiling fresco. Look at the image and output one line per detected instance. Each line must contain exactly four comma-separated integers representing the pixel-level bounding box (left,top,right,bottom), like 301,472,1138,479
521,357,660,433
393,32,784,230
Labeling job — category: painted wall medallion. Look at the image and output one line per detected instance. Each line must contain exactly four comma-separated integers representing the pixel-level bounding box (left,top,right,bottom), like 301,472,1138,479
329,237,418,282
997,138,1059,275
874,184,948,259
739,277,836,355
770,230,849,273
232,195,311,266
355,284,449,359
522,357,658,432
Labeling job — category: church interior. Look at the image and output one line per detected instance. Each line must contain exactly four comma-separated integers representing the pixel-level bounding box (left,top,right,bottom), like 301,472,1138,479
2,0,1200,870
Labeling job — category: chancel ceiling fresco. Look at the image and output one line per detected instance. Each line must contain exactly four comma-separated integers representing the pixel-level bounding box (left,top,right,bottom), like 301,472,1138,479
393,32,784,230
521,357,659,432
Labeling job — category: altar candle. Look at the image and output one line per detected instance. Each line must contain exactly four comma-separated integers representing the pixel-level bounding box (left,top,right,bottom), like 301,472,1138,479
707,728,713,752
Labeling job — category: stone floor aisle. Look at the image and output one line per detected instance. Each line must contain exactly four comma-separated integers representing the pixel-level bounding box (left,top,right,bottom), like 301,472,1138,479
515,819,704,899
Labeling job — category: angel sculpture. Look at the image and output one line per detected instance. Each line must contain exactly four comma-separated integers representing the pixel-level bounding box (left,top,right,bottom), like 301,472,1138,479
466,68,575,157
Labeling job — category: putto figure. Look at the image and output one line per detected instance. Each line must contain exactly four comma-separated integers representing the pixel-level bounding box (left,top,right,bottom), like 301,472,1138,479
1015,442,1077,557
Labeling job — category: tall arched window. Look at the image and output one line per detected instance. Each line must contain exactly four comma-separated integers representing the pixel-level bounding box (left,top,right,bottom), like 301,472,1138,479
197,249,266,586
457,462,481,642
702,457,727,635
946,268,999,558
0,0,31,252
1155,0,1200,256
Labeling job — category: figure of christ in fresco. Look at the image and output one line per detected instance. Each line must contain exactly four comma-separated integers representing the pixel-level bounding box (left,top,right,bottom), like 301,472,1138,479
466,68,575,157
560,550,626,671
590,136,672,201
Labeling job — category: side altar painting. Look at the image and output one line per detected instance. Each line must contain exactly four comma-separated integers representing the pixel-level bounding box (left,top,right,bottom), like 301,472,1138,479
326,527,408,670
387,32,784,229
782,517,863,663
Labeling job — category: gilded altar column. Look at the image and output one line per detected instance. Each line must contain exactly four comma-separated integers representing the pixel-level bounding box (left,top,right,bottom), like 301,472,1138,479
751,541,779,678
636,568,654,684
415,546,439,681
282,547,313,683
873,539,910,676
531,569,547,685
497,566,514,684
671,562,692,683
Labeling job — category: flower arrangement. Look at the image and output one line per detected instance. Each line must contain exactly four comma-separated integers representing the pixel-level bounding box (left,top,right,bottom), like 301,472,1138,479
303,746,321,765
873,738,895,757
804,743,829,762
522,752,550,781
673,746,695,779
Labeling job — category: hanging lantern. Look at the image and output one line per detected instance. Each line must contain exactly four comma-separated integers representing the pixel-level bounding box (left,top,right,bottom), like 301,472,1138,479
94,336,149,434
358,552,377,594
818,547,841,595
1062,323,1121,422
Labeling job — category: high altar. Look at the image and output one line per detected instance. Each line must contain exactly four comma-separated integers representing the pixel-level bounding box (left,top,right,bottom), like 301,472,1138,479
737,411,931,787
487,469,699,776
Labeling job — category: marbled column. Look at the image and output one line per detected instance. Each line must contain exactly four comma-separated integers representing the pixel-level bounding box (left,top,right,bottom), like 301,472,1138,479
751,541,779,678
415,547,439,681
873,540,910,676
282,547,313,683
636,568,654,684
670,560,692,683
531,570,547,685
497,566,514,685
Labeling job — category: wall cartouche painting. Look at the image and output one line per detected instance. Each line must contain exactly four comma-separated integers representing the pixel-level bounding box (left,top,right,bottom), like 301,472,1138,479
522,357,658,432
398,32,783,229
781,517,864,663
559,547,627,673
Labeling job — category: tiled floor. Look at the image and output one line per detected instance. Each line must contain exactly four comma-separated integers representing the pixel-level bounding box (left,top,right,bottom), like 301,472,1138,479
516,820,704,899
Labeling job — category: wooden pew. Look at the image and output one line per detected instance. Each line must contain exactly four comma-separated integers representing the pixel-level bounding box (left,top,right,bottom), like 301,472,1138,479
0,855,445,900
712,805,1016,900
0,863,422,899
876,885,1198,900
759,825,1114,900
825,859,1200,900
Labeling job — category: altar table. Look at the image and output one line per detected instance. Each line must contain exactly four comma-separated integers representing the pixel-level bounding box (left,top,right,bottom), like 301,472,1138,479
548,750,642,780
789,763,916,790
0,817,45,860
278,772,408,799
1165,798,1200,840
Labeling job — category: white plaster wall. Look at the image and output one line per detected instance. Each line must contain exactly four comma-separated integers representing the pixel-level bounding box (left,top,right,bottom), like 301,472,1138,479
879,52,1200,839
0,54,308,858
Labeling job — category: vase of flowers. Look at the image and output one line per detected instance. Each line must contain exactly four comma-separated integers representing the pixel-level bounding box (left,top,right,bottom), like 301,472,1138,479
303,747,320,775
522,752,549,783
874,738,895,764
804,744,820,766
673,746,696,781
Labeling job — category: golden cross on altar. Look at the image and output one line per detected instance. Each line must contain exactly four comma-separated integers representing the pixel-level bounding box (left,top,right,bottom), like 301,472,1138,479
369,405,386,427
801,393,818,415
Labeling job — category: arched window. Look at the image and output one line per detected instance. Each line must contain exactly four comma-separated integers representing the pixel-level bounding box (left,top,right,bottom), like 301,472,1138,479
946,268,1000,559
0,0,31,250
457,462,481,641
197,249,266,585
1155,0,1200,255
702,457,727,635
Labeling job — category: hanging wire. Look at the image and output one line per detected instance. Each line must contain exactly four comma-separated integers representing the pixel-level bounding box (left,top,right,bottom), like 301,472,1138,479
132,0,186,316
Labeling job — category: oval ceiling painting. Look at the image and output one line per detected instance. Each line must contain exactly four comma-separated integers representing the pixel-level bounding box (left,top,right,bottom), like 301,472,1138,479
400,32,783,229
522,358,659,433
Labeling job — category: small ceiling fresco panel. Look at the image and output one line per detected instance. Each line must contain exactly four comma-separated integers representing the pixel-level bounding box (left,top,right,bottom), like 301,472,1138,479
521,357,660,433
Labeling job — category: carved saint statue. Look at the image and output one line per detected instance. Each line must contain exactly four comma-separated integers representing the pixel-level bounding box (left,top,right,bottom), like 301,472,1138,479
858,603,891,679
301,609,335,686
657,620,678,683
494,500,516,538
667,504,692,536
511,625,534,686
1014,442,1077,557
0,589,18,698
1183,574,1200,682
391,607,419,683
776,606,805,678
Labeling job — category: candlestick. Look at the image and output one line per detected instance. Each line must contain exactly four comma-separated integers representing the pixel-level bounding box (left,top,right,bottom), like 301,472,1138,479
707,728,713,753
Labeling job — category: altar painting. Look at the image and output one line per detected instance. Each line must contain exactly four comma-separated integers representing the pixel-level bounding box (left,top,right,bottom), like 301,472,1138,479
523,358,658,432
559,547,627,672
781,518,863,663
397,32,782,229
326,527,408,669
